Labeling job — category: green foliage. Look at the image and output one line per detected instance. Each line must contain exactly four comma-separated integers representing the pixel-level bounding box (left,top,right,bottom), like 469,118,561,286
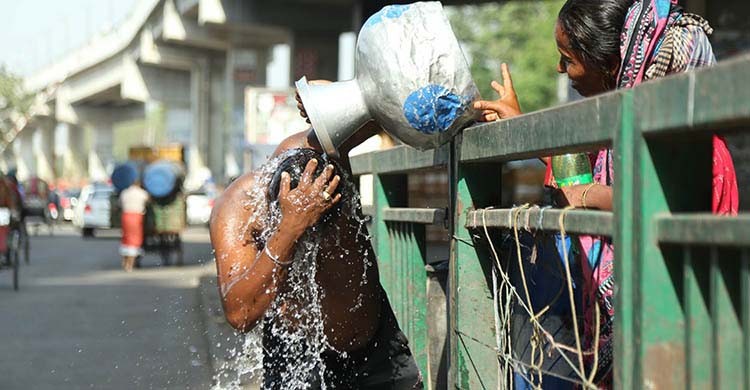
448,1,565,113
0,67,33,137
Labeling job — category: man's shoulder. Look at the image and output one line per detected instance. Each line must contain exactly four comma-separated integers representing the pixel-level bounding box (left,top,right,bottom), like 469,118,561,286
214,172,259,214
273,130,311,157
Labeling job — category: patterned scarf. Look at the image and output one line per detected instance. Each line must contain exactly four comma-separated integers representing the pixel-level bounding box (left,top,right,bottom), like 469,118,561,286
617,0,715,87
618,0,678,87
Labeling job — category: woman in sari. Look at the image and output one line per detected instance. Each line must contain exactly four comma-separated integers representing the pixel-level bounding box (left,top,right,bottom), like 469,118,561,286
474,0,739,386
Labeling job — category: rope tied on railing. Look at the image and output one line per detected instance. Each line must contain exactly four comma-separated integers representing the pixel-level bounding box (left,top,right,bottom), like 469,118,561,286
480,204,602,389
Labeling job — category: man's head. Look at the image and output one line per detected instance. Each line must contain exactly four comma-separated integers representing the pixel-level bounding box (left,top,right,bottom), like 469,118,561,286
267,148,346,206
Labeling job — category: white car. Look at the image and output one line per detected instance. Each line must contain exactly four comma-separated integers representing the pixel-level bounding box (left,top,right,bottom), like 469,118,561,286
186,190,215,225
73,184,114,237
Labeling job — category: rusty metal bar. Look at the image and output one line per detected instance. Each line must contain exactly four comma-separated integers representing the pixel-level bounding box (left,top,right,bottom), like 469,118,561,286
382,207,447,225
655,214,750,247
465,208,613,236
350,144,449,175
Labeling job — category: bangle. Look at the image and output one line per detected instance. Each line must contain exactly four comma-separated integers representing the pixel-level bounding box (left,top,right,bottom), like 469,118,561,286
264,245,293,267
581,183,598,209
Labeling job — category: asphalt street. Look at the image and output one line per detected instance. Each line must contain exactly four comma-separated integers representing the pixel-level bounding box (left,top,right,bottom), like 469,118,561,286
0,225,216,389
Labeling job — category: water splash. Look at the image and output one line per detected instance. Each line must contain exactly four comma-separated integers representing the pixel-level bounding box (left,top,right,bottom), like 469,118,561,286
214,149,374,389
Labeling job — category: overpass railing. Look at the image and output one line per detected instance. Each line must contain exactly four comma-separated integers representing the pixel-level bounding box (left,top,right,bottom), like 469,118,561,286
352,53,750,389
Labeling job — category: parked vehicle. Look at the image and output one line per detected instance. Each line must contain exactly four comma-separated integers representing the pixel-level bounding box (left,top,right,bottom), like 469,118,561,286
186,190,215,225
74,184,114,237
47,189,61,223
60,189,81,222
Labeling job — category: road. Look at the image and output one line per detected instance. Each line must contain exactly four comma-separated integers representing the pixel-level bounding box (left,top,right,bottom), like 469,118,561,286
0,225,216,389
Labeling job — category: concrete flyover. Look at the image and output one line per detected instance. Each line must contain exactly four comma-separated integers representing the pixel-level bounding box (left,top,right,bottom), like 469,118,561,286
15,0,361,187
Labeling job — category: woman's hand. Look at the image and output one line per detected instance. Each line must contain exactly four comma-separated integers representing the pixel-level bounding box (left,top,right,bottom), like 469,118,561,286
473,63,522,121
278,159,341,233
555,183,613,211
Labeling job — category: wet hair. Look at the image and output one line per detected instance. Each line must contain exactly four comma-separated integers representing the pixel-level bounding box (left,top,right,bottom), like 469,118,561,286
267,148,344,204
557,0,633,74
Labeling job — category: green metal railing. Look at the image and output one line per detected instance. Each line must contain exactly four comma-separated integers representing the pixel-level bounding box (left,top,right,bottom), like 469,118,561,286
352,53,750,389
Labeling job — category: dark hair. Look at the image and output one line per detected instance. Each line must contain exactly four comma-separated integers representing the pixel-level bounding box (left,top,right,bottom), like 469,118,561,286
558,0,633,74
267,148,343,203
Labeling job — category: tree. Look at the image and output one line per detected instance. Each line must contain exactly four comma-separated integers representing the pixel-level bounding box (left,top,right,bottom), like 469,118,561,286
448,1,565,113
0,67,34,143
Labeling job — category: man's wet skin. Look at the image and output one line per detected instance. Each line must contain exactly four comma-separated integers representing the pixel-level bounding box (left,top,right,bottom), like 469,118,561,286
212,127,386,352
241,178,382,351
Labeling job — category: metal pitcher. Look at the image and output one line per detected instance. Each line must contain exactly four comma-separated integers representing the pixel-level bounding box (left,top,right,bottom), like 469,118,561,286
295,2,480,157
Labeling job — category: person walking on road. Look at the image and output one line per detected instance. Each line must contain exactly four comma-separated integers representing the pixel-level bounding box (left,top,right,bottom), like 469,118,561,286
119,181,149,272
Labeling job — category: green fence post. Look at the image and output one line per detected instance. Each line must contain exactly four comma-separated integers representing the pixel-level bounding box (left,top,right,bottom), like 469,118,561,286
410,222,429,378
616,75,715,388
449,135,503,389
373,174,429,379
683,246,712,389
374,174,407,295
614,90,637,389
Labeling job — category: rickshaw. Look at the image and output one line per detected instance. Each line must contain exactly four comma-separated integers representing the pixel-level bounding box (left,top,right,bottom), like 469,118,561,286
0,178,26,290
22,176,54,236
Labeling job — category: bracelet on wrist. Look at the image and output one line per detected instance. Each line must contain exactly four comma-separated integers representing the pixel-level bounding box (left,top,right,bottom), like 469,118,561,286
264,245,293,267
581,183,598,209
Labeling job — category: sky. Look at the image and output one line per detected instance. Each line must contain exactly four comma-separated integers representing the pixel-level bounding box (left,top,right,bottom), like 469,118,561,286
0,0,138,76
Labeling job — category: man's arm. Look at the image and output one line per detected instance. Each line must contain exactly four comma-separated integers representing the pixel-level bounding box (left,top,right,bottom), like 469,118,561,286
210,159,341,332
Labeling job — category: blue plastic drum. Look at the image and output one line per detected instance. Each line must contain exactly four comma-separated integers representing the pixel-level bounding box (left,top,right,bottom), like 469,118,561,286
143,161,183,199
111,161,140,193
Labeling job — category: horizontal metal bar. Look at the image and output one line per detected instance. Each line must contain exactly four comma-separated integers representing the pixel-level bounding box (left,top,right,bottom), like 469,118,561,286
459,92,620,163
361,205,375,217
465,207,613,236
350,144,449,175
382,207,447,225
655,213,750,247
638,53,750,135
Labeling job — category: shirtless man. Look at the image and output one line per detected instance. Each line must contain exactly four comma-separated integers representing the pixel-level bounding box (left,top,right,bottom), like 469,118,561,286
210,120,422,389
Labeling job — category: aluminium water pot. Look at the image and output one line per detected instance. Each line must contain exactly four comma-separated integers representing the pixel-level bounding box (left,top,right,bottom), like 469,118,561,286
295,2,480,158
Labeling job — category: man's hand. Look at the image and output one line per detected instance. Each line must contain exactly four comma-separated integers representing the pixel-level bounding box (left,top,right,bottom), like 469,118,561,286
473,63,522,122
295,79,332,124
278,158,341,233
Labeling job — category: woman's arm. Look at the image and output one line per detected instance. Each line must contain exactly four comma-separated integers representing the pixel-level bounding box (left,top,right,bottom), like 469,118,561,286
210,159,341,332
556,183,613,211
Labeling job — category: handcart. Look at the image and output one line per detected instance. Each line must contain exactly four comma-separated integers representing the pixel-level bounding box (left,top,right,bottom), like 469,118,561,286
142,194,186,266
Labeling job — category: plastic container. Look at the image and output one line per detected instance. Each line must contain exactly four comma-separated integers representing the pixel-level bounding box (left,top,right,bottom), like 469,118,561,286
143,161,184,199
111,161,140,193
551,154,593,187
